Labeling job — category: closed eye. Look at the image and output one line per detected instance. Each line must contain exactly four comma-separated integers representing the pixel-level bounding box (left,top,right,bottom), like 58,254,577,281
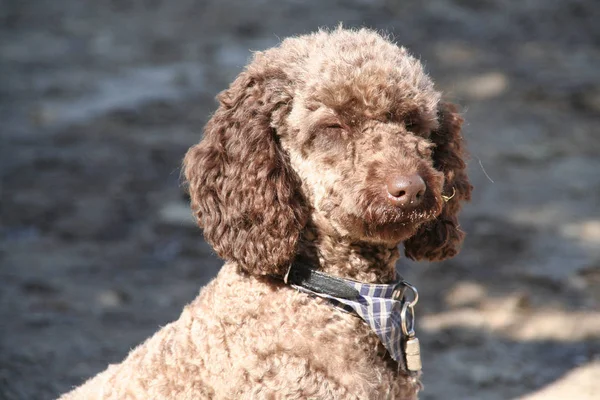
326,123,344,129
403,110,421,132
405,121,417,130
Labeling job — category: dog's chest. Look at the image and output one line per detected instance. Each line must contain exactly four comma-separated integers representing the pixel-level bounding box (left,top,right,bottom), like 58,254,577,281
189,265,421,398
216,275,399,376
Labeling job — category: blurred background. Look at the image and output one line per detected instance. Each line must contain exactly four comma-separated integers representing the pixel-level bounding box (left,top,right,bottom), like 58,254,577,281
1,0,599,399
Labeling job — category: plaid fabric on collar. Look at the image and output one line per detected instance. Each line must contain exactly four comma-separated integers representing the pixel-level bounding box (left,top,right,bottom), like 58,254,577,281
291,278,407,366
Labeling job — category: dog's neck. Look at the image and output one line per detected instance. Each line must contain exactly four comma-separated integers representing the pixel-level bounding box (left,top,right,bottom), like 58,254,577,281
296,223,400,284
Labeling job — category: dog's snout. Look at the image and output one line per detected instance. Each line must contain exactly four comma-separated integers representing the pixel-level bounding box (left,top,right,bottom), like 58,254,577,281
386,174,426,207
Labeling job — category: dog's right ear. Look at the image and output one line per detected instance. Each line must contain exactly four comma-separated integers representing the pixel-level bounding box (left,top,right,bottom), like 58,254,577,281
404,102,472,261
183,68,308,276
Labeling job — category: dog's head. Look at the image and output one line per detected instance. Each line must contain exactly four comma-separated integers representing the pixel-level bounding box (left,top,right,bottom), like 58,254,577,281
184,29,472,276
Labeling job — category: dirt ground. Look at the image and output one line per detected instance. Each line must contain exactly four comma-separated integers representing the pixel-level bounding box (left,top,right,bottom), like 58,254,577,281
1,0,599,399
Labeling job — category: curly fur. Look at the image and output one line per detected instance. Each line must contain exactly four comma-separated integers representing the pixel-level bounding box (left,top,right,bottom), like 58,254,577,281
61,27,471,400
184,68,308,276
404,102,472,261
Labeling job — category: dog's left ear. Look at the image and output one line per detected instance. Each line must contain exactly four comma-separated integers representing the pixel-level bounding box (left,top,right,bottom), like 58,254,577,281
183,64,308,277
404,102,473,261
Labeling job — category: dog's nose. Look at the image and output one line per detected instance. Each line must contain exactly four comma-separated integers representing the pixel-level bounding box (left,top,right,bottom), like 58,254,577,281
386,174,426,207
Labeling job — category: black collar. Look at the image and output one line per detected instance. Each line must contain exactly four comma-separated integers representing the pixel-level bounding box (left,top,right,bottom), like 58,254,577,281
283,260,407,300
284,260,361,299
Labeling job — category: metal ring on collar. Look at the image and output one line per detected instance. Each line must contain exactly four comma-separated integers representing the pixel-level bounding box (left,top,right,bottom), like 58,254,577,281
392,281,419,308
392,282,406,301
402,282,419,307
400,301,416,337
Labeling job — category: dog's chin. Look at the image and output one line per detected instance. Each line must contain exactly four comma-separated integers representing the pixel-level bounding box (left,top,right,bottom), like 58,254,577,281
361,223,421,244
342,205,440,244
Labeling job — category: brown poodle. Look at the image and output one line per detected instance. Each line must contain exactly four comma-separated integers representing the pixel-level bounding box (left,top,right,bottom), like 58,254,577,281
60,27,471,400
